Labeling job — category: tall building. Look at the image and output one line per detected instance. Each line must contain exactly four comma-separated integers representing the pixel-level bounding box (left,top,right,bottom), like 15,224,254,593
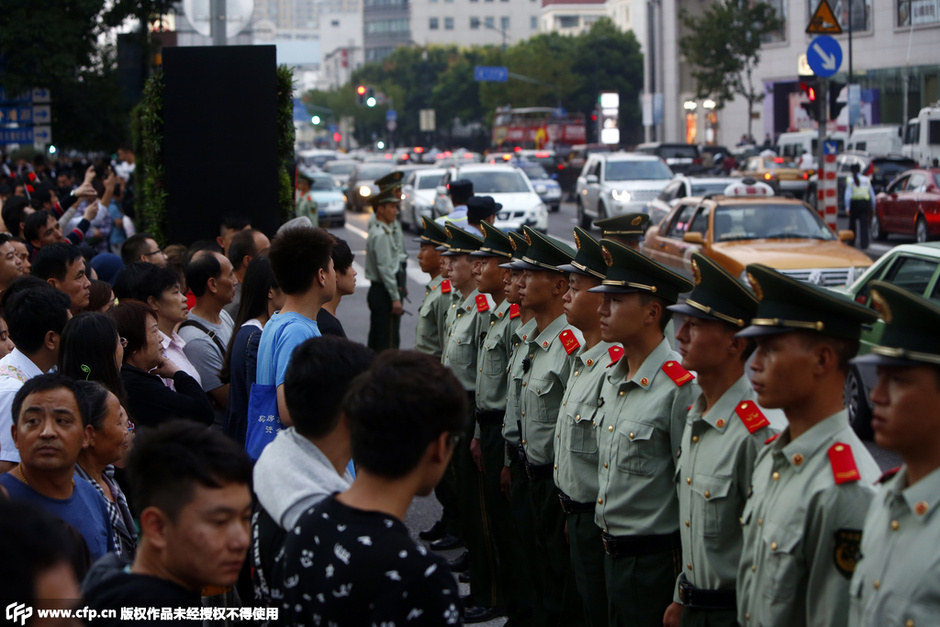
540,0,608,34
409,0,542,48
363,0,411,61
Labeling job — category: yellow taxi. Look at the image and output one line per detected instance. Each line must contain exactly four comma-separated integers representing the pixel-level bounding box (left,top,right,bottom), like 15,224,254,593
733,155,812,197
641,181,873,287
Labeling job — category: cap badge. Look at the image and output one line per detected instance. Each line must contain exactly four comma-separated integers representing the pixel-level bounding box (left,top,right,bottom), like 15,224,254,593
691,259,702,285
509,237,517,251
444,227,453,239
524,230,533,246
573,230,582,251
601,245,614,267
631,215,643,226
870,289,892,323
747,272,763,301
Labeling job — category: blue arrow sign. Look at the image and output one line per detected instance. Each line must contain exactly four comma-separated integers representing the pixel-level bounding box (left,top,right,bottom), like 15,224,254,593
807,35,842,78
474,66,508,82
386,109,397,122
824,140,839,155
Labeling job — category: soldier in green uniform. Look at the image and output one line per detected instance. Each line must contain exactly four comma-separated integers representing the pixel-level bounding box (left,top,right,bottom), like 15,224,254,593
414,217,449,359
469,221,536,625
848,281,940,627
364,185,405,351
553,227,618,627
664,253,781,627
588,241,698,627
735,264,881,627
510,226,584,626
439,225,502,622
594,213,650,250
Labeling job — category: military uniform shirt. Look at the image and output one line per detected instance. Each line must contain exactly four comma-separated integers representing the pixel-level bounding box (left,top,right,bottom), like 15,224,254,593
518,315,580,466
675,375,780,599
737,410,880,627
365,221,401,299
415,275,447,359
442,288,491,391
849,465,940,627
594,338,699,536
475,300,517,411
553,341,616,504
443,290,462,338
502,317,538,452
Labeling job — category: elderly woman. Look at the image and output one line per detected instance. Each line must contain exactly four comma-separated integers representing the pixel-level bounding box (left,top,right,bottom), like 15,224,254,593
73,381,138,558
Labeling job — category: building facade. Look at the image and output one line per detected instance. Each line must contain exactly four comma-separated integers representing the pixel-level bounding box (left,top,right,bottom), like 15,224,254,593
409,0,542,48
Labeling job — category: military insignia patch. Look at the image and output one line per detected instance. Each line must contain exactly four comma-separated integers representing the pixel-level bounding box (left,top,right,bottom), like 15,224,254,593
607,345,624,367
441,280,452,294
833,529,863,578
475,294,490,312
631,215,643,226
747,272,763,300
662,361,695,386
828,442,861,484
735,401,771,434
559,329,581,355
691,259,702,285
573,230,582,251
601,246,614,267
870,289,892,323
509,303,521,319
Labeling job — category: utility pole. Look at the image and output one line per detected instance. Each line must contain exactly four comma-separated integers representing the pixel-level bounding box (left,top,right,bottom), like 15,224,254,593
210,0,226,46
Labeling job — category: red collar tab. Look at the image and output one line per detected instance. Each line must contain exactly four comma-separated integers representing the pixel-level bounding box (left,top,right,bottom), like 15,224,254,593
877,466,901,484
441,280,452,294
764,433,781,445
828,442,862,485
475,294,490,312
509,304,521,319
735,401,771,434
607,345,624,367
662,361,695,387
559,330,580,355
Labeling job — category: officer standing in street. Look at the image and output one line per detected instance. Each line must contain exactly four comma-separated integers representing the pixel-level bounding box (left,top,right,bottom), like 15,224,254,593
414,217,449,360
848,281,940,626
465,195,500,238
436,179,474,230
511,226,584,627
664,253,781,627
735,264,881,627
844,163,875,250
364,182,405,351
553,227,618,627
589,241,698,627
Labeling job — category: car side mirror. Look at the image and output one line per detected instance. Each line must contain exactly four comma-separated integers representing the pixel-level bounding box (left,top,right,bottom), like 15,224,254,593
683,232,705,245
838,230,854,242
586,174,599,184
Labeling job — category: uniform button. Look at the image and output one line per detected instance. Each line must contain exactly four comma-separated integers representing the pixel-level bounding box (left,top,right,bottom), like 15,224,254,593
529,353,534,358
686,477,692,485
915,501,929,515
501,423,505,428
522,382,527,387
692,435,699,443
575,414,580,420
542,341,548,348
716,419,725,428
619,391,626,397
873,580,880,590
592,420,596,427
758,518,763,526
629,432,635,439
557,433,560,439
891,520,900,531
521,411,525,417
772,472,780,481
522,439,527,445
608,425,614,432
490,320,495,325
574,371,580,376
745,613,750,621
771,541,778,550
604,462,608,468
906,620,914,627
456,339,461,345
751,564,755,572
792,453,804,466
704,491,711,499
687,563,692,570
586,359,594,366
554,464,558,470
563,401,567,407
739,517,744,525
685,520,689,527
640,377,649,386
479,368,482,372
598,498,603,504
536,388,540,393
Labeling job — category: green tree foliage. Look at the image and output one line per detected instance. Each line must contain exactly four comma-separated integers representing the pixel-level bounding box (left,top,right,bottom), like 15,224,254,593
679,0,784,139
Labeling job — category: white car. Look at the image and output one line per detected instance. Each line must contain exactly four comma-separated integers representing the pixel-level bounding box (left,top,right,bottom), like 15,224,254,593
435,164,549,233
575,153,674,229
400,168,446,232
645,176,742,225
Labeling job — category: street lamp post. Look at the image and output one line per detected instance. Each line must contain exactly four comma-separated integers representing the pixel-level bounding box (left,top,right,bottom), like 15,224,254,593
484,23,510,51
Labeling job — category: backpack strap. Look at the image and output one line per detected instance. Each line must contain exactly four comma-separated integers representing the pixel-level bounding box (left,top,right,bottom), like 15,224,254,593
178,319,227,355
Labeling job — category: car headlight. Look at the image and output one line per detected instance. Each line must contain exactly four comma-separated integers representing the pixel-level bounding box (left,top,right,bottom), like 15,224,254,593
359,185,372,198
535,184,548,194
611,189,632,202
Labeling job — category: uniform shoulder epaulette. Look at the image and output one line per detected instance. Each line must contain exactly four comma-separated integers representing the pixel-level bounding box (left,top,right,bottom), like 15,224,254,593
509,304,521,319
735,401,771,434
877,466,902,484
441,280,452,294
828,442,862,485
764,433,780,445
559,329,580,355
475,294,490,312
607,345,624,367
661,360,695,386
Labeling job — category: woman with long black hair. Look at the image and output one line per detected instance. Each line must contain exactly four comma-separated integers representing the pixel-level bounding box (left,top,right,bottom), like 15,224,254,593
58,312,127,403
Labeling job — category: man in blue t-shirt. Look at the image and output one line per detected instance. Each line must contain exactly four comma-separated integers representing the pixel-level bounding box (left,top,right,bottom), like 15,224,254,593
0,374,114,560
248,226,335,459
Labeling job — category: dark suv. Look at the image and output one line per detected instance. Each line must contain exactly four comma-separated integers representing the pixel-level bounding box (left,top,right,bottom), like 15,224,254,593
634,142,702,175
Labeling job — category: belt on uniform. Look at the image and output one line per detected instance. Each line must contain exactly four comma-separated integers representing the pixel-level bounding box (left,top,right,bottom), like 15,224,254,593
558,491,595,515
505,441,527,465
475,408,505,426
524,461,553,481
677,574,737,610
600,530,680,559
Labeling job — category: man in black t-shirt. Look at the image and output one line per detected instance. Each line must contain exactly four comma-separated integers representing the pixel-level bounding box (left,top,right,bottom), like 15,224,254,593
272,350,469,626
83,421,254,626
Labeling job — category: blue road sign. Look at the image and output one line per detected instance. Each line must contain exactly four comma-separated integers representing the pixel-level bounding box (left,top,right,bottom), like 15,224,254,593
807,35,842,78
0,127,34,144
386,109,397,122
824,140,839,155
328,124,339,134
474,66,508,82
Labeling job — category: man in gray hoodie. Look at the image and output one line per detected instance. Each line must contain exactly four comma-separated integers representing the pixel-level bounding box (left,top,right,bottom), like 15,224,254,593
251,335,374,603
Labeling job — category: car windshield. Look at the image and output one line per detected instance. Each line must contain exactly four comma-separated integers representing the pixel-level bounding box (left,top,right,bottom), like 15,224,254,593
712,204,837,241
690,182,733,195
357,165,395,180
605,160,673,181
462,170,531,193
874,160,918,180
521,165,550,180
763,159,798,170
417,173,443,189
310,176,336,191
324,162,357,175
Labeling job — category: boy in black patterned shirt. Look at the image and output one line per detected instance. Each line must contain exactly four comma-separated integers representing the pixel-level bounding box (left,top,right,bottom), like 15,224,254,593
273,350,469,626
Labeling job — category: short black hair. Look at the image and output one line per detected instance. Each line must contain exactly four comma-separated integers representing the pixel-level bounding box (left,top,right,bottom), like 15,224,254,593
269,227,333,295
330,235,354,275
113,262,180,302
228,229,261,272
1,195,30,237
343,350,468,478
0,277,71,353
72,380,113,431
13,373,86,427
184,251,223,298
127,420,253,520
23,209,54,244
638,292,673,333
285,337,374,439
120,232,156,266
220,215,252,233
32,242,83,282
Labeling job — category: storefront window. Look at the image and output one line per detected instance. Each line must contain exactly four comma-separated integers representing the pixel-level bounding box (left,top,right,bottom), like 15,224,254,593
898,0,940,26
762,0,787,42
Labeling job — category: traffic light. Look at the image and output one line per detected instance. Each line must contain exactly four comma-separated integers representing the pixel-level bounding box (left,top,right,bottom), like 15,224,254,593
356,85,367,105
365,86,376,108
829,81,846,120
799,80,820,123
